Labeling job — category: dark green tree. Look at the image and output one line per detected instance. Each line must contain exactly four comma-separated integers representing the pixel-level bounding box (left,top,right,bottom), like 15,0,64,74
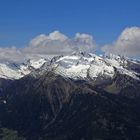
0,128,25,140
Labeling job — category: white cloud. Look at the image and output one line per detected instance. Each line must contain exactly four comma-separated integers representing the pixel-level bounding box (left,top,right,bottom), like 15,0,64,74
0,31,96,62
0,46,25,62
102,27,140,57
2,27,140,62
22,30,96,55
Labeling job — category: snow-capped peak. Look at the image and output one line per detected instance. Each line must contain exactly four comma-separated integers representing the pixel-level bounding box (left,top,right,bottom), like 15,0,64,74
46,52,140,81
24,58,47,69
0,58,48,80
0,52,139,81
47,52,114,80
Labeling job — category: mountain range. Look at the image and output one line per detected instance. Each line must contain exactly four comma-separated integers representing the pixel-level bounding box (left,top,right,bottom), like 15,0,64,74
0,52,140,140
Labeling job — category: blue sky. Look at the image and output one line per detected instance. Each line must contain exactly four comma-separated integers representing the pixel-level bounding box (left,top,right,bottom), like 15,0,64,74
0,0,140,48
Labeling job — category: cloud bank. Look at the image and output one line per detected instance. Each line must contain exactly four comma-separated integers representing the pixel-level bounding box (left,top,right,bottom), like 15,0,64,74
0,27,140,62
23,31,96,55
0,31,96,62
102,27,140,57
0,46,25,62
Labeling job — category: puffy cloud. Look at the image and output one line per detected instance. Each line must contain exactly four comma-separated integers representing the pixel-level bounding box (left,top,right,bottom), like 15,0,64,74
1,27,140,62
22,30,96,55
0,46,25,62
102,27,140,57
0,31,96,62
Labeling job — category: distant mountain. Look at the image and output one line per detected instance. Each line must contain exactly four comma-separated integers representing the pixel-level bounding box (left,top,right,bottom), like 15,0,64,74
1,52,140,81
0,52,140,140
0,58,49,79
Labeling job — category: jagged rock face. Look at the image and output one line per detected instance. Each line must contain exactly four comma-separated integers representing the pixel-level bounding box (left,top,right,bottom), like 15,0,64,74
127,59,140,74
0,72,140,140
104,70,140,97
